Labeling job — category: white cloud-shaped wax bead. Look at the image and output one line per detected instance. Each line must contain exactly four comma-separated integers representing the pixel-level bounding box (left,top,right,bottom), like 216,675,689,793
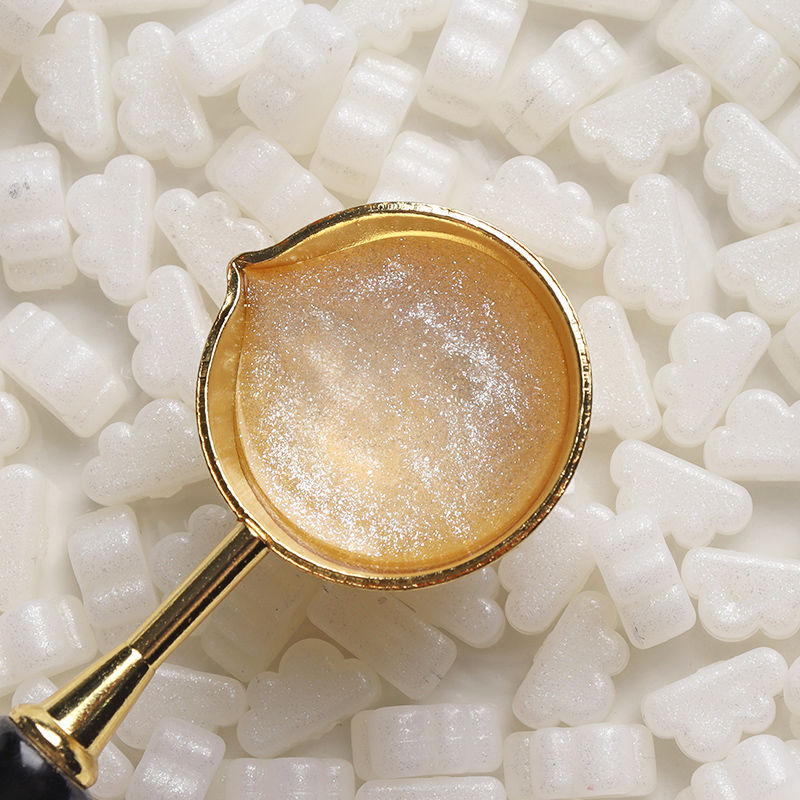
356,777,507,800
332,0,450,55
149,504,233,595
504,724,657,800
308,584,457,700
0,374,29,461
225,758,355,800
13,676,134,800
469,157,606,270
491,20,626,156
0,595,96,695
704,389,800,480
579,297,660,440
703,103,800,235
401,566,505,648
658,0,799,120
770,311,800,393
368,131,462,205
117,662,246,749
239,5,357,157
526,0,659,20
513,592,629,729
128,266,212,407
682,546,800,641
0,142,75,292
112,22,213,169
200,556,316,682
126,718,225,800
682,735,800,800
729,0,800,63
170,0,302,97
352,703,503,780
654,312,770,449
0,303,127,437
0,464,51,611
69,0,208,16
591,509,696,649
715,223,800,325
417,0,527,128
310,51,420,199
67,505,158,652
641,647,788,763
67,154,156,305
154,189,270,307
82,398,208,505
21,12,116,162
604,174,715,325
571,67,710,182
499,502,609,635
611,440,752,549
0,0,62,55
238,638,381,758
207,127,342,241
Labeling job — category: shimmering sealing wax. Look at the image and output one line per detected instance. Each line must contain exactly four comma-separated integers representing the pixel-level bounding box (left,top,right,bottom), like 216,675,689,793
235,235,571,572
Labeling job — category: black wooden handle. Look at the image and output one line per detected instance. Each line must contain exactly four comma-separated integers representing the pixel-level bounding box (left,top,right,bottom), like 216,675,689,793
0,716,90,799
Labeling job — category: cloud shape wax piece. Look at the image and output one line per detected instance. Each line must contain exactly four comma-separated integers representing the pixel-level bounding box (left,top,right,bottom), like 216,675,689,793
703,103,800,235
610,440,752,549
0,302,127,438
470,157,606,270
641,647,788,763
22,12,116,162
417,0,527,128
128,265,212,407
238,638,381,758
715,223,800,325
590,509,696,649
154,188,271,307
571,66,710,182
239,4,358,156
682,546,800,641
513,591,629,729
604,173,715,325
112,22,213,169
82,398,209,505
704,389,800,480
492,20,626,156
0,141,75,292
658,0,799,120
310,50,421,199
206,126,342,241
504,724,657,800
66,154,156,305
654,312,770,448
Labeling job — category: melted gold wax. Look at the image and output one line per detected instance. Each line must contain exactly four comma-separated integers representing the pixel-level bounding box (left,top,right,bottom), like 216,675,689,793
235,236,571,572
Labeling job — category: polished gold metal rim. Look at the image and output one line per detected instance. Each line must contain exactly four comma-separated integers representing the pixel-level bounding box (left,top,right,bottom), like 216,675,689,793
198,201,592,589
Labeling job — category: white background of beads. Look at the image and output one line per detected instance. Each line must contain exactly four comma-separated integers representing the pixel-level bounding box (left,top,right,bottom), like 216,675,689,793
2,0,800,798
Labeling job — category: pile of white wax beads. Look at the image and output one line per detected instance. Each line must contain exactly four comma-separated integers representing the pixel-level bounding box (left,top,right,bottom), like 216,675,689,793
4,0,800,797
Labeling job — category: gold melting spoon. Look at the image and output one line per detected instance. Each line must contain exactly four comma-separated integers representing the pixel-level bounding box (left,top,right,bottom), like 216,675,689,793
0,203,590,798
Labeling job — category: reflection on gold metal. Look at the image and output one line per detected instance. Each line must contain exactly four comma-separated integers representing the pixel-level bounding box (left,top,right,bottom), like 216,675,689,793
8,202,591,788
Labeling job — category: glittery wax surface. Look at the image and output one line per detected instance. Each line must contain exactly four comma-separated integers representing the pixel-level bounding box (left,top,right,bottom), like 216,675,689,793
235,235,571,572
